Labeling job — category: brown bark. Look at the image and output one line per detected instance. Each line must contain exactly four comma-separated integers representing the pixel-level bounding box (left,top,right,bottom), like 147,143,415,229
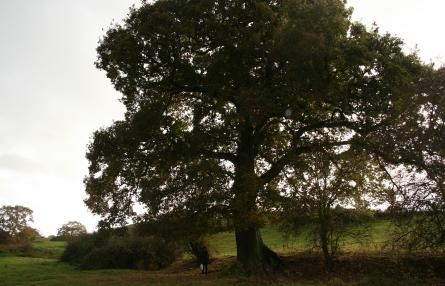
235,226,281,273
231,121,281,273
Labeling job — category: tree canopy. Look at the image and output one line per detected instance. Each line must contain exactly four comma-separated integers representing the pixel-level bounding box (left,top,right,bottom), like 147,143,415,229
85,0,442,271
0,205,37,244
376,66,445,249
56,221,87,240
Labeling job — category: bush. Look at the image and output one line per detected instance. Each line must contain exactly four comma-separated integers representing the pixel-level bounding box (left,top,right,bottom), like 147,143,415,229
81,242,132,269
0,230,11,244
0,227,39,245
60,234,98,264
0,241,33,257
61,233,181,270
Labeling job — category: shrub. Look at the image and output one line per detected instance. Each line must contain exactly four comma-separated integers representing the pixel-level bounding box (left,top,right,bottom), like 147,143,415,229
60,232,105,264
61,233,181,270
0,229,11,244
80,242,132,269
0,241,33,257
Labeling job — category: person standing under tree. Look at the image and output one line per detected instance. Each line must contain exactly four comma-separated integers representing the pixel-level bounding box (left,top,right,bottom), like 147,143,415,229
199,246,210,274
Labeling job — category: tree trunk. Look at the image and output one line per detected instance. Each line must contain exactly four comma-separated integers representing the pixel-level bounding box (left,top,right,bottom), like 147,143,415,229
235,226,281,273
320,230,333,272
319,210,334,272
231,121,281,273
231,178,281,272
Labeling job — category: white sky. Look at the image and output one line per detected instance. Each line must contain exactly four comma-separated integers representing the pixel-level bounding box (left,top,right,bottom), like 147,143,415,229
0,1,444,237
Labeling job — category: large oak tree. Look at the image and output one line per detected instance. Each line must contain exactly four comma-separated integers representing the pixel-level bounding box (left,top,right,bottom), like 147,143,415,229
85,0,428,271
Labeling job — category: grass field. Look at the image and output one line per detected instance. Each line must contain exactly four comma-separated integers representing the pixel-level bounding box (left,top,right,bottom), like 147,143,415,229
0,220,443,286
209,219,394,256
0,255,346,286
31,238,67,259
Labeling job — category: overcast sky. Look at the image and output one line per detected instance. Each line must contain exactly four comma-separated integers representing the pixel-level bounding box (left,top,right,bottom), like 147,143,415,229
1,1,444,236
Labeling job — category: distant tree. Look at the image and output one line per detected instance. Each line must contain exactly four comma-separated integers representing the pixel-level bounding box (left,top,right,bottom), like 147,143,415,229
85,0,431,272
0,205,36,243
15,226,40,243
57,221,87,240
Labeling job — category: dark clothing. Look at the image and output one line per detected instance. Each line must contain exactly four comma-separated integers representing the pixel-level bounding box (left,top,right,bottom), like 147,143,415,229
199,248,209,274
201,262,208,274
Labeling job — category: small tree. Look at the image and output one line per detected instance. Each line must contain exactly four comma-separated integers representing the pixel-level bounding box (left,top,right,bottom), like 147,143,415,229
57,221,87,240
0,205,36,244
281,151,379,271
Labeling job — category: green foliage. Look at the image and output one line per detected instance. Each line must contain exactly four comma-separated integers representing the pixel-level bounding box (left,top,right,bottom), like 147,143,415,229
55,221,87,241
0,241,33,257
282,209,373,271
134,213,230,244
60,234,97,265
367,64,445,252
279,151,377,271
0,205,38,244
81,236,180,270
85,0,438,270
389,210,445,251
61,232,181,270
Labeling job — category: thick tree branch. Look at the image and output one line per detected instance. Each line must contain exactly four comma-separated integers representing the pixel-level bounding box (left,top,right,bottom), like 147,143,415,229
260,152,297,185
260,139,355,185
293,119,356,141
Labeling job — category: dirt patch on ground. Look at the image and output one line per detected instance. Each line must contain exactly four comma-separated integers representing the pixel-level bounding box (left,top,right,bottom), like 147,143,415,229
162,252,445,284
163,255,236,275
280,252,445,281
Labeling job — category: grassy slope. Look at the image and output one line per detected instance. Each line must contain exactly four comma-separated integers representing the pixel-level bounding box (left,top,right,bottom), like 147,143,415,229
31,238,67,259
209,219,394,256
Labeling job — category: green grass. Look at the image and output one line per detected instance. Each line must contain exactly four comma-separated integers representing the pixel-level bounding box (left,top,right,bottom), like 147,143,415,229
0,254,429,286
31,238,67,259
209,220,395,256
0,256,73,285
0,220,440,286
208,225,312,256
369,219,393,245
208,230,235,256
0,255,340,286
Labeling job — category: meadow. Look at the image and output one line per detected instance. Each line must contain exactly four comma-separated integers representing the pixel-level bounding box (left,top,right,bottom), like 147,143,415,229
0,220,443,286
209,219,394,256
